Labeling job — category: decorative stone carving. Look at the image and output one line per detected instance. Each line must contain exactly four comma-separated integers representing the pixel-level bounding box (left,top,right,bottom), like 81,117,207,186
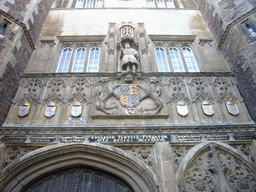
46,78,66,99
15,94,38,105
172,145,192,171
139,77,163,114
193,92,213,104
3,147,27,167
120,23,135,44
180,144,256,192
71,78,90,95
190,77,207,92
42,92,63,105
198,39,213,47
213,77,231,92
231,144,256,164
117,71,142,84
40,40,56,47
167,92,190,105
95,78,119,115
166,77,185,92
23,78,44,99
132,147,153,166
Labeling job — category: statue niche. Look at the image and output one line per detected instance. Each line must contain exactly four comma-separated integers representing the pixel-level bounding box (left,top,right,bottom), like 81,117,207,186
119,23,140,72
121,42,138,72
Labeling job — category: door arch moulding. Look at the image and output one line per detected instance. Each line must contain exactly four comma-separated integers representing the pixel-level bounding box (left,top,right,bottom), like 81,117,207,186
0,143,159,192
176,141,256,192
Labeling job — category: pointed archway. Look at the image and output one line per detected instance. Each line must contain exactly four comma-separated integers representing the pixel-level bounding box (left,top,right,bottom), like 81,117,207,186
176,142,256,192
0,143,159,192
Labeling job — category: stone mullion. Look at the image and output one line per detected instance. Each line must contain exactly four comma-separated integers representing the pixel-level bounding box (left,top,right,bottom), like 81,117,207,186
32,78,48,124
178,43,189,72
59,79,72,125
107,23,116,72
209,77,228,124
164,78,174,125
186,77,201,124
215,151,234,191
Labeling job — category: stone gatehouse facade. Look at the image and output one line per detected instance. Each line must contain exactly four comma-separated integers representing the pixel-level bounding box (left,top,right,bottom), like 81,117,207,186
0,0,256,191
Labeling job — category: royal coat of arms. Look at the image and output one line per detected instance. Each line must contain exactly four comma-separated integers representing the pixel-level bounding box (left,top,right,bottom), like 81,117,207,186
176,101,188,117
71,102,82,117
45,102,56,118
118,84,140,113
201,101,214,116
226,101,239,116
18,102,30,117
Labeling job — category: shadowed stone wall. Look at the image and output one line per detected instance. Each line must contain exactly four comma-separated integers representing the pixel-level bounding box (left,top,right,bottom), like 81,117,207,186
194,0,256,122
0,0,55,125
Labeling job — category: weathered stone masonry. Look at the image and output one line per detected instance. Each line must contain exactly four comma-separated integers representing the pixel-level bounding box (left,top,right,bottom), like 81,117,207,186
194,0,256,122
0,0,55,125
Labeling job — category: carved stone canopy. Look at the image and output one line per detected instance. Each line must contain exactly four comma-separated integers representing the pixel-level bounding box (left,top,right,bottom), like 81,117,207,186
120,23,135,44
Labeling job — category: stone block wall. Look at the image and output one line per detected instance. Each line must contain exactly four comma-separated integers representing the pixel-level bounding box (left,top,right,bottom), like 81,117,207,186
194,0,256,122
0,35,33,125
0,0,55,125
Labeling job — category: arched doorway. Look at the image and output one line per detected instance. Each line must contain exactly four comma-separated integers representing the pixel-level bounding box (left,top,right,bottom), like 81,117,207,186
23,167,133,192
0,143,159,192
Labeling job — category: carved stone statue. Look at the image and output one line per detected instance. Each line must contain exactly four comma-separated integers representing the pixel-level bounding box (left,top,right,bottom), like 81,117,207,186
120,42,139,72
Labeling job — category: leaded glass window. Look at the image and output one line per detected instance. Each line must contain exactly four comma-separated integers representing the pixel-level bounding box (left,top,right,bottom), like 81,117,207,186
95,0,103,8
169,47,184,72
73,48,86,72
182,47,199,72
87,48,100,72
156,47,169,72
75,0,84,8
57,48,72,72
147,0,156,7
85,0,94,8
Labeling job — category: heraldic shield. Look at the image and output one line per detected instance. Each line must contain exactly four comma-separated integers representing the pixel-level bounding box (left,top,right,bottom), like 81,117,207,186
177,101,188,117
18,103,30,117
118,84,140,108
226,101,239,115
45,102,56,118
202,101,214,116
71,102,82,117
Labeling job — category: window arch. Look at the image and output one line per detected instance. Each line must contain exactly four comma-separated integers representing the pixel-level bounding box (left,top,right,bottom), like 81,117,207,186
182,47,199,72
155,47,169,72
57,48,72,73
72,47,86,72
245,23,255,35
169,47,184,72
87,47,100,72
0,23,8,35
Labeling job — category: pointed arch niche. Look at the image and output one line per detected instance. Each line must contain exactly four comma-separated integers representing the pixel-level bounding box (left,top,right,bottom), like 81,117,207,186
176,142,256,192
0,144,159,192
